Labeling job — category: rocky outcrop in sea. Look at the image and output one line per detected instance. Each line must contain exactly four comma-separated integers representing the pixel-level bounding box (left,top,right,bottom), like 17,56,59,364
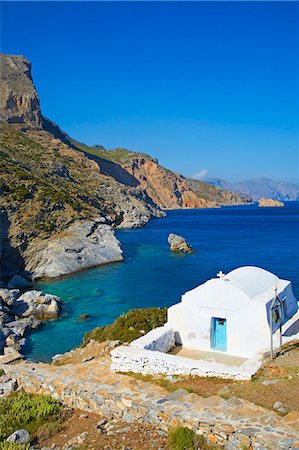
258,197,285,207
168,233,194,253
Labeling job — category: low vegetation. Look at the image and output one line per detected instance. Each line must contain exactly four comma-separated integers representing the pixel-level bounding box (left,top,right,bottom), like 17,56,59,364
0,443,30,450
0,392,66,444
127,341,299,413
168,427,215,450
83,307,167,345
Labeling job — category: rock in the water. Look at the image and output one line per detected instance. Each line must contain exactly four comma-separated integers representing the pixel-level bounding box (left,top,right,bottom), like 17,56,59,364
24,220,123,280
7,429,30,444
78,314,90,321
7,275,32,289
168,233,194,253
258,197,285,207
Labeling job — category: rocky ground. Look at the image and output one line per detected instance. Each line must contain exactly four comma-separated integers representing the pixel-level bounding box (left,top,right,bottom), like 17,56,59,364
41,410,170,450
1,340,298,449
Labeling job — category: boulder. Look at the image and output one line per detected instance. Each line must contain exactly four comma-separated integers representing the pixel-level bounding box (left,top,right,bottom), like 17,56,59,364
0,376,17,398
0,288,20,306
168,233,194,253
7,275,33,289
6,316,41,336
258,197,285,207
24,220,124,280
7,429,30,444
13,290,62,320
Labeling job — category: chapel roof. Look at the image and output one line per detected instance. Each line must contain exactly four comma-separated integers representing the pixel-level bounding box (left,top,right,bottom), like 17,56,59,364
225,266,280,299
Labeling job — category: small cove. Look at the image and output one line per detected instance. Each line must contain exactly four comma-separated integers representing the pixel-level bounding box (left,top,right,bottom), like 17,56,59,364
23,202,299,362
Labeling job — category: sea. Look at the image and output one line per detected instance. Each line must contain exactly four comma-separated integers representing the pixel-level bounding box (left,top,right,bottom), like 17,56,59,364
23,202,299,362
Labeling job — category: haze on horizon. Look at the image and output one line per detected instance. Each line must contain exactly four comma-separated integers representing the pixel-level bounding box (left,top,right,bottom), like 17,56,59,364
1,1,298,183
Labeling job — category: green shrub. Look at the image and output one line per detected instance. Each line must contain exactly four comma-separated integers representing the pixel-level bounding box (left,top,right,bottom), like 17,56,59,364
35,222,54,233
11,186,30,201
168,427,212,450
169,427,197,450
83,307,167,345
0,370,5,377
0,443,30,450
0,392,63,442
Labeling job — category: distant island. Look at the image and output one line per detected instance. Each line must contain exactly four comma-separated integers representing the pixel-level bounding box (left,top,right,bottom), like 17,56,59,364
205,177,299,202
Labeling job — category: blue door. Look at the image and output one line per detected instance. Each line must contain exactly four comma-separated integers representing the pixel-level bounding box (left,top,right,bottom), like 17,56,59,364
212,318,227,351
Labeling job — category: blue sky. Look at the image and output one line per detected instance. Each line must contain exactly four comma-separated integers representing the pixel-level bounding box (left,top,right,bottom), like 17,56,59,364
1,1,298,182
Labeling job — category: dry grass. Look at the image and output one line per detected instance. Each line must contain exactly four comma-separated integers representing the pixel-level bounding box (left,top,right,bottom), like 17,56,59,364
126,342,299,413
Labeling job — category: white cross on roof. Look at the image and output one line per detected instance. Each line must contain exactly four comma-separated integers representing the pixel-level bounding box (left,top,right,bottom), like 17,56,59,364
217,271,226,279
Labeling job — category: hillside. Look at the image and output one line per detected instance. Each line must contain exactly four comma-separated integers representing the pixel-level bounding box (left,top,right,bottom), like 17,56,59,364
77,145,250,209
187,178,251,206
0,53,249,279
0,123,163,278
206,177,299,202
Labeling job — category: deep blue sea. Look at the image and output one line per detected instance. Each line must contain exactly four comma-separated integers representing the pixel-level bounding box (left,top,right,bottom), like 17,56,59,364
24,202,299,362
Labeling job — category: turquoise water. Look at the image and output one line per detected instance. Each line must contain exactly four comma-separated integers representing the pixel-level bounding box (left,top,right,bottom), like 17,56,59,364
24,202,299,362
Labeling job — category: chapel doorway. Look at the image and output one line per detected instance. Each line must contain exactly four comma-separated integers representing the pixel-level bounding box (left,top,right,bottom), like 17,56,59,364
212,317,227,351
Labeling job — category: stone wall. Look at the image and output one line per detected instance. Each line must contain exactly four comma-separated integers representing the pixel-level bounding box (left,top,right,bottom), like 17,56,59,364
1,359,298,450
110,326,263,381
111,345,263,380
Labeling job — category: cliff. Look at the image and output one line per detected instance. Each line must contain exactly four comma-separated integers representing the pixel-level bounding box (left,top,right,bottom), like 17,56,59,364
0,55,163,279
0,54,42,128
80,146,250,209
0,53,249,280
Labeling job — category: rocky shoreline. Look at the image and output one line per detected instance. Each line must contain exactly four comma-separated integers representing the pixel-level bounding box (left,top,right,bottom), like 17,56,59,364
0,275,62,356
24,219,124,280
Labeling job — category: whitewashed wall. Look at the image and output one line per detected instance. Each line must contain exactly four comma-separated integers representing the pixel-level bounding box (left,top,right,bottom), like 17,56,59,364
110,345,263,380
167,278,298,358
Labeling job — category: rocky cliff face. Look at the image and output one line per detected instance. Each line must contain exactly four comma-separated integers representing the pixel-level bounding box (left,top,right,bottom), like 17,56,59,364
85,147,250,210
0,53,249,280
0,54,163,279
0,55,42,128
83,148,211,209
122,155,211,209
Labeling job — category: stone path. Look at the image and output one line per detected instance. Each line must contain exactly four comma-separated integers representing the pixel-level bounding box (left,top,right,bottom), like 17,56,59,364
1,356,298,449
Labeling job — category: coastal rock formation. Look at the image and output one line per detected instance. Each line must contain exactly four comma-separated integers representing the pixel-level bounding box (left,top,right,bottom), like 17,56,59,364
91,149,213,210
13,290,62,319
0,286,62,353
0,53,251,280
168,233,194,253
187,178,252,206
89,147,251,209
258,197,285,207
24,221,124,280
0,54,42,127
